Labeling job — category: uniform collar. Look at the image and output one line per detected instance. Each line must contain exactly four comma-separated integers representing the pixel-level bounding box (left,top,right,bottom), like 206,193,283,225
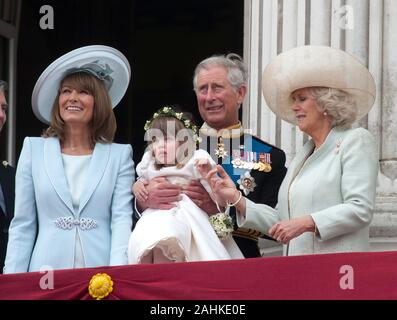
200,122,244,139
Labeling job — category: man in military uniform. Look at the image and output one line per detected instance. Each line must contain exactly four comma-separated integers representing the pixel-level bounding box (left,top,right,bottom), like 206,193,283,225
186,54,287,258
134,54,286,258
0,80,15,273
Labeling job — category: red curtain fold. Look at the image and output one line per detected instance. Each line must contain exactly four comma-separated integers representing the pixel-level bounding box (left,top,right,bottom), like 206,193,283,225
1,251,397,300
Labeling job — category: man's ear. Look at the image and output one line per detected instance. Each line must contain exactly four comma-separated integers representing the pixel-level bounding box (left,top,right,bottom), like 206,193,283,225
237,85,247,105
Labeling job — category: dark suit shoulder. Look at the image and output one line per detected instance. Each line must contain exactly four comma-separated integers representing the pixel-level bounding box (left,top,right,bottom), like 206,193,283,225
0,160,15,220
0,161,15,174
249,134,285,155
0,162,15,191
245,135,285,170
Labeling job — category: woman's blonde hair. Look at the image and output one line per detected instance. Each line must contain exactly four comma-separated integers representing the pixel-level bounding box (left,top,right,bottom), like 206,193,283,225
308,87,358,129
42,72,117,145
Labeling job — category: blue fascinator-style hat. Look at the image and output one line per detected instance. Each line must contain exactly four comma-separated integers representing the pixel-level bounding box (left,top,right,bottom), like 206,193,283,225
32,45,131,124
64,60,114,91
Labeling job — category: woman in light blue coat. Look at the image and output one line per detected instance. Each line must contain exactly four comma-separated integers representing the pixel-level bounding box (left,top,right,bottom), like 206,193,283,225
4,46,134,273
201,46,379,256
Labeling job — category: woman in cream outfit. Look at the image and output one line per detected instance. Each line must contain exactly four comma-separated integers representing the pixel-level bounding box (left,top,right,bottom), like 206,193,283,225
201,46,379,256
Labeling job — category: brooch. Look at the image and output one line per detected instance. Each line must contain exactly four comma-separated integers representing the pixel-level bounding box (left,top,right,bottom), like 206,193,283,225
88,273,113,300
335,139,342,154
2,161,8,168
237,171,257,196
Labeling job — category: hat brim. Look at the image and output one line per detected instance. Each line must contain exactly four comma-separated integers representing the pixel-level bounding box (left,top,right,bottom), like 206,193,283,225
32,45,131,124
261,46,376,125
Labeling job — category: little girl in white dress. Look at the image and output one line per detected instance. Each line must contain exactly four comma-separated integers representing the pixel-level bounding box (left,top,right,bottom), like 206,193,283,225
128,107,243,264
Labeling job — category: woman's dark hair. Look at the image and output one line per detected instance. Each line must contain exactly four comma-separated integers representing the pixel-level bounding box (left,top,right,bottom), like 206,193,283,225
42,72,117,145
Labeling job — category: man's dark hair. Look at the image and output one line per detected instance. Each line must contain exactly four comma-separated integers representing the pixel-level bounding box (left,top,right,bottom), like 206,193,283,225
0,80,8,92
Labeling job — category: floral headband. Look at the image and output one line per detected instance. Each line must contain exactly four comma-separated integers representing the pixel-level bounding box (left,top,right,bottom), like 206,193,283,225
144,106,201,143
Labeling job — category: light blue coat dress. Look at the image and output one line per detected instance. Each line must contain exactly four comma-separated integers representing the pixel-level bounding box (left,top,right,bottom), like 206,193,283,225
4,137,134,273
237,127,379,255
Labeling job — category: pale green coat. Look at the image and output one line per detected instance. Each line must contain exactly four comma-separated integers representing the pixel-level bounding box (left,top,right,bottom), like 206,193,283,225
237,127,379,256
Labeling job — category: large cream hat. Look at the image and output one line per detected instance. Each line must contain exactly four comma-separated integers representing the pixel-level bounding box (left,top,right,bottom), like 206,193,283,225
32,45,131,124
261,45,376,124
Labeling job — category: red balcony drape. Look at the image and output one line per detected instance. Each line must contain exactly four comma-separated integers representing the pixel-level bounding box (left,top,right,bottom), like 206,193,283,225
1,251,397,300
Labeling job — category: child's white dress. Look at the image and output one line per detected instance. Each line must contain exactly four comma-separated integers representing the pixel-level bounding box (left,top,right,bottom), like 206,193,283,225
128,149,244,263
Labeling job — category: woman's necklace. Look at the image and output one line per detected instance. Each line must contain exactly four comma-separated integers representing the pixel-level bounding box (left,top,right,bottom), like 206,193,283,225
62,144,93,155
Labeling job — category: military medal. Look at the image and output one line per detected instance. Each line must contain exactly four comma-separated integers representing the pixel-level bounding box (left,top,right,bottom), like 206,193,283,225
237,171,257,196
215,137,228,159
253,162,261,170
258,153,272,172
243,162,254,170
231,158,243,168
263,163,272,172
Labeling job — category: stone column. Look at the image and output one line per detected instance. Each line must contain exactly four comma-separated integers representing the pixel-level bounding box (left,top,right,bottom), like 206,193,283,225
280,0,299,163
244,0,279,144
379,0,397,191
310,0,332,45
258,0,279,145
345,0,370,129
370,0,397,250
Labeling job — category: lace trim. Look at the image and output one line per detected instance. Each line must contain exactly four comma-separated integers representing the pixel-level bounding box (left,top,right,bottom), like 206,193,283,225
54,217,98,230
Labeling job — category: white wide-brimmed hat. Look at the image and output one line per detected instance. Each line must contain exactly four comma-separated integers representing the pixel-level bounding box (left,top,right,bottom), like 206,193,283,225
32,45,131,124
261,45,376,124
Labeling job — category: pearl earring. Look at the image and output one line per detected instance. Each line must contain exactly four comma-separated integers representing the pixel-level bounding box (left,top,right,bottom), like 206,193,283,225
323,112,328,116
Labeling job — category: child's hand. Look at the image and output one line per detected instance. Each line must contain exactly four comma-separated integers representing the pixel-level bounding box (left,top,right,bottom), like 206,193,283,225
132,179,149,203
195,158,212,177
